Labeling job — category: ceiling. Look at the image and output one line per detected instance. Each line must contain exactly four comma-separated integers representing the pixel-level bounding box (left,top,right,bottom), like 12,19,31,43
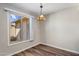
7,3,79,16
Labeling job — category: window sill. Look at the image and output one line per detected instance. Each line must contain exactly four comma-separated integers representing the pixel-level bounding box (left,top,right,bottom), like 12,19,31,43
8,39,33,46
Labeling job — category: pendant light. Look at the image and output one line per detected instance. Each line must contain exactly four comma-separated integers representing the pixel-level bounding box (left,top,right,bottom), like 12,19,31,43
37,3,45,21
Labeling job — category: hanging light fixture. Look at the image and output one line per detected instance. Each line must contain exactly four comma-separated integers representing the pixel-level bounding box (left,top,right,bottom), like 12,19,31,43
37,3,45,21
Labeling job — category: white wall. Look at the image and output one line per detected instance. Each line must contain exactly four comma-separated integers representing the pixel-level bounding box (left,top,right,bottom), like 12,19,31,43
0,4,40,56
41,7,79,53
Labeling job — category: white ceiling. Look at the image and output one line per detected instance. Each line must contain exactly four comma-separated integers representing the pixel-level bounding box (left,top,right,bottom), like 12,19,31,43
7,3,79,16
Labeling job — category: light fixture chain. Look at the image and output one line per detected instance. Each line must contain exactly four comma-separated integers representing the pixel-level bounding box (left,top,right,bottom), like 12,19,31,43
40,3,43,15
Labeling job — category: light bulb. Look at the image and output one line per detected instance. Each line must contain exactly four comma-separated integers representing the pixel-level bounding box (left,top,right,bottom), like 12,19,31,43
40,15,44,17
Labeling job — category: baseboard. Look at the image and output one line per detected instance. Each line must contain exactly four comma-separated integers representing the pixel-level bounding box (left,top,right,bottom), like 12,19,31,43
8,42,41,56
41,43,79,54
7,42,79,56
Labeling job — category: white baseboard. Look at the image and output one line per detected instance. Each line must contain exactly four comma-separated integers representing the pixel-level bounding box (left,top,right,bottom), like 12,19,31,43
7,42,79,56
41,43,79,54
8,42,41,56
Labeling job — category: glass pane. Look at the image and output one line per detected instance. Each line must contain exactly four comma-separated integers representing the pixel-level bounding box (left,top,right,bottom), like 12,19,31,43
9,14,22,41
22,17,29,41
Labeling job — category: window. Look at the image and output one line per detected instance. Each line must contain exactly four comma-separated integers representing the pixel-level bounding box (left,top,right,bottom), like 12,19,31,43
5,8,30,45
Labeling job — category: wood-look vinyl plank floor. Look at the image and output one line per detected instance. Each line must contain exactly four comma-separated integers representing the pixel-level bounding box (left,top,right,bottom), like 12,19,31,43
13,44,79,56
